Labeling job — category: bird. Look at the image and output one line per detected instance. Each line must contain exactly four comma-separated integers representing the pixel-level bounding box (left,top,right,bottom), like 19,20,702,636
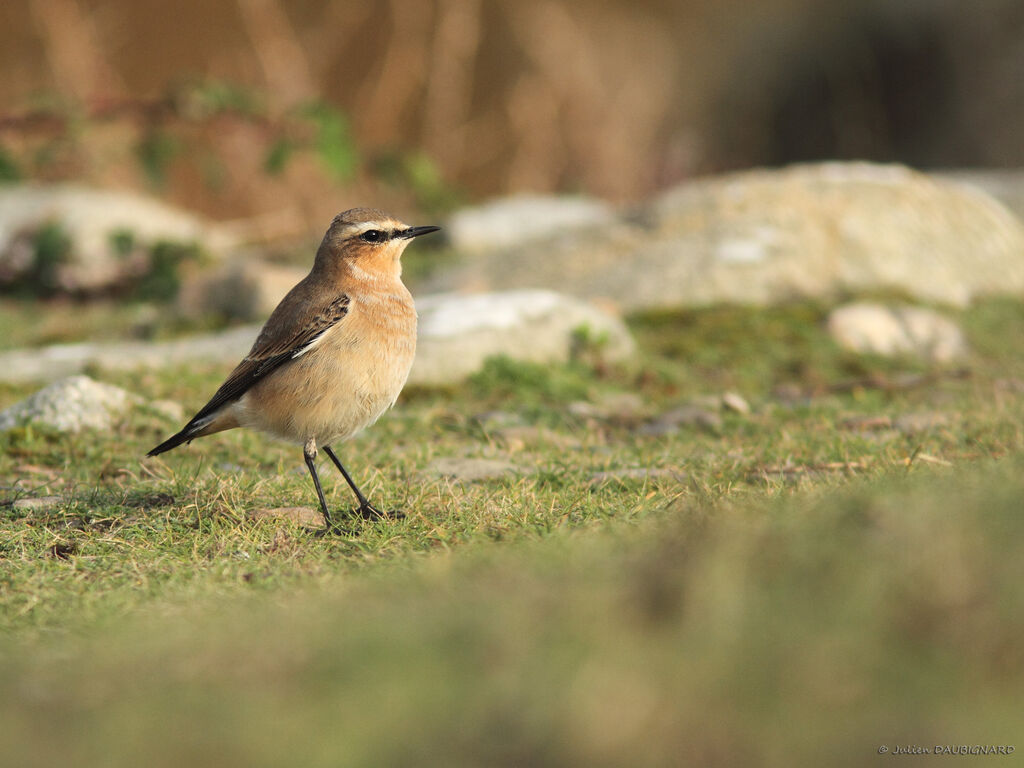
147,208,440,530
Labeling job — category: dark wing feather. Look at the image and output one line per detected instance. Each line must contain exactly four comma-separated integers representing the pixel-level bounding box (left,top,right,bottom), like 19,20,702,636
147,294,349,456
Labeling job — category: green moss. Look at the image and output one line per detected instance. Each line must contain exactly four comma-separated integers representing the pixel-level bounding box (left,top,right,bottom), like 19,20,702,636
26,220,72,296
133,240,204,301
0,142,21,183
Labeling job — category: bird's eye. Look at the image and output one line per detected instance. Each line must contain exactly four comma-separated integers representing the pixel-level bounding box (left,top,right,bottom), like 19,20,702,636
360,229,386,243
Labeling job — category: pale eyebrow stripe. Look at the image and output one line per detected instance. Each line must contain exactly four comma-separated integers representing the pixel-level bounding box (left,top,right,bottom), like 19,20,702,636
345,220,395,237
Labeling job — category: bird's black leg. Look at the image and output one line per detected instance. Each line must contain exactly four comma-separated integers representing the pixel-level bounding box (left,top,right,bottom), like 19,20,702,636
322,445,390,519
303,439,337,531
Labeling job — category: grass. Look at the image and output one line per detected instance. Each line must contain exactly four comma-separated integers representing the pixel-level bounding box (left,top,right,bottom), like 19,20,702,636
1,297,1023,765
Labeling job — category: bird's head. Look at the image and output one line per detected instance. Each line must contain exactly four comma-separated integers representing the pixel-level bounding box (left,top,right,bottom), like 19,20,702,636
315,208,440,280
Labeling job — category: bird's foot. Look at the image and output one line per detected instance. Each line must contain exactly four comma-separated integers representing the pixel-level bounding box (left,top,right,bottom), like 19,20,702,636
311,504,404,535
313,516,354,537
355,502,405,521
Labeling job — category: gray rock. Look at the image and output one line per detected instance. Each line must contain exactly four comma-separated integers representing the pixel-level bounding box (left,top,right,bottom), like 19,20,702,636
177,256,307,321
567,393,648,423
445,195,614,253
0,184,233,293
637,405,722,436
424,163,1024,309
408,290,635,387
827,303,968,363
427,457,528,482
0,375,140,433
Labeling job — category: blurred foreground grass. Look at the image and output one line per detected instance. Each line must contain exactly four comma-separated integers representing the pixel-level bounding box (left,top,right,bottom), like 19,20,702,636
1,297,1023,765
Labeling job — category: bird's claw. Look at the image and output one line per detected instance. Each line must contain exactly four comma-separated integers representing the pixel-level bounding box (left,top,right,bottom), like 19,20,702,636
355,502,405,521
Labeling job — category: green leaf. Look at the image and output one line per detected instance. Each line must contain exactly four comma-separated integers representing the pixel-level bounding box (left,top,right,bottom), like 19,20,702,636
263,138,294,176
136,130,180,188
0,141,22,183
299,101,358,182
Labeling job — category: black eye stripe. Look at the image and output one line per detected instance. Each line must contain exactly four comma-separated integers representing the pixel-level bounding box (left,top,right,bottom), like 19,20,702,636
359,229,390,243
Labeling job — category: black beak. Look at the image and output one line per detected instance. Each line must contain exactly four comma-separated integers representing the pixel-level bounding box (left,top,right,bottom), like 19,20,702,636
398,225,441,240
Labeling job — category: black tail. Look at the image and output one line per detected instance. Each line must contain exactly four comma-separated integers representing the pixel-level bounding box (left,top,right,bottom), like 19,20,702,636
147,429,194,457
147,414,214,456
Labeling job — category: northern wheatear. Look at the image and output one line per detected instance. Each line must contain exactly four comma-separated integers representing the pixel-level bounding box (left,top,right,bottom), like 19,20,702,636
147,208,439,529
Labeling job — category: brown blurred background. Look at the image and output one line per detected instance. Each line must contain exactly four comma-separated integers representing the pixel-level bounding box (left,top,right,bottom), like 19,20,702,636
1,0,1022,227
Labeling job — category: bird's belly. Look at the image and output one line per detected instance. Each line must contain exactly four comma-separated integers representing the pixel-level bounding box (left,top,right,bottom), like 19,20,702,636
238,338,415,447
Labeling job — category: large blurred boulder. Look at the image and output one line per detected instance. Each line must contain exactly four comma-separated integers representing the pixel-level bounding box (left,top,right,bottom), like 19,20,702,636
425,163,1024,309
409,290,635,386
940,170,1024,224
0,184,233,294
444,195,614,254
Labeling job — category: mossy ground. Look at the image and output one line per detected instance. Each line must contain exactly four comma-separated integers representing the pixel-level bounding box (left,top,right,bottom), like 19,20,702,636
1,297,1023,766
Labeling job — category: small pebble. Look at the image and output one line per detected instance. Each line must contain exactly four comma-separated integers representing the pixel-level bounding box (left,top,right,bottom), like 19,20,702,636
12,496,63,512
639,406,722,436
721,392,751,414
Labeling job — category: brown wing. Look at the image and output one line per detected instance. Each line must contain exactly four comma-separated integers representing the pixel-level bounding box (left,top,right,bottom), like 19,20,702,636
147,294,350,455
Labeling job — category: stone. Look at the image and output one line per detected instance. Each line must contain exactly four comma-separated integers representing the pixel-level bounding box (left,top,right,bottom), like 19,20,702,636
637,405,722,436
427,457,527,482
721,392,751,414
0,375,140,433
423,163,1024,310
444,195,614,253
0,184,233,293
408,290,635,387
566,394,648,424
249,506,324,528
827,303,968,363
176,256,308,321
12,496,63,512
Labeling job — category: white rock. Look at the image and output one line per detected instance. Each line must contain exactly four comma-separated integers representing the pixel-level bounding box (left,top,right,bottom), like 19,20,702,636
0,184,233,292
721,392,751,414
425,163,1024,310
827,303,969,363
409,290,635,386
445,195,614,253
0,375,140,433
